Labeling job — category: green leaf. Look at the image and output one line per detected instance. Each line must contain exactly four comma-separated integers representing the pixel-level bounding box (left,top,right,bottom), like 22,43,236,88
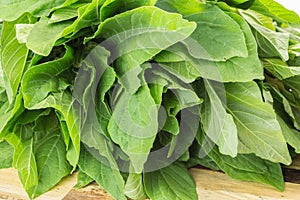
185,4,248,61
250,0,300,25
0,102,15,139
151,67,203,111
146,67,202,158
158,2,248,61
289,44,300,58
49,0,85,23
32,113,72,197
0,0,66,21
75,170,94,189
240,10,289,61
73,45,120,174
284,75,300,94
78,145,126,200
89,6,196,93
196,131,285,191
277,115,300,154
209,147,284,191
49,7,79,24
144,162,197,200
4,110,71,198
156,0,205,16
267,80,300,131
263,58,300,80
155,48,201,83
238,9,275,30
1,15,31,103
282,76,300,129
200,80,238,157
22,46,80,169
25,18,72,56
218,0,255,9
0,140,14,169
214,12,263,81
56,113,71,151
73,44,115,139
1,1,299,199
15,24,35,44
62,0,106,38
224,82,291,165
108,85,158,173
155,13,263,82
100,0,157,21
0,65,4,90
6,129,38,198
186,156,220,170
22,45,74,107
124,173,147,200
0,94,25,140
27,91,81,170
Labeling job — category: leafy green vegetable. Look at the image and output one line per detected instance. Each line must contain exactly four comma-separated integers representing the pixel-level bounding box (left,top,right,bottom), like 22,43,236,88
0,140,14,169
49,7,78,24
144,162,197,200
1,14,32,102
75,170,94,189
240,10,290,61
90,6,196,93
61,0,105,38
263,58,300,79
249,0,300,24
5,110,71,198
25,18,72,56
108,84,158,173
78,145,126,200
199,79,238,157
1,0,300,199
0,0,66,21
155,12,264,82
185,4,249,62
277,115,300,154
125,172,147,200
196,129,285,191
224,82,291,165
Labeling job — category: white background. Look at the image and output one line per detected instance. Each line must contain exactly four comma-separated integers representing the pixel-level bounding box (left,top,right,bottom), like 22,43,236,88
275,0,300,15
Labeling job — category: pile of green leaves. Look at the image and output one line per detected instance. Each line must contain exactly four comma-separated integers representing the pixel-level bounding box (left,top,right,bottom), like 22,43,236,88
1,0,300,199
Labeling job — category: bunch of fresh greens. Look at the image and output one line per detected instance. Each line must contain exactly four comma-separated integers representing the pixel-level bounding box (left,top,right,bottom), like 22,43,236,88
1,0,300,199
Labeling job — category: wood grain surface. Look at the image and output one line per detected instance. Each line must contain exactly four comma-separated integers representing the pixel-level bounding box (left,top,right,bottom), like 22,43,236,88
1,162,300,200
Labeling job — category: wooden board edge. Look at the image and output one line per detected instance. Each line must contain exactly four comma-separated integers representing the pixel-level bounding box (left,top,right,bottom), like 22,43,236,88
1,167,300,200
190,168,300,200
0,168,77,200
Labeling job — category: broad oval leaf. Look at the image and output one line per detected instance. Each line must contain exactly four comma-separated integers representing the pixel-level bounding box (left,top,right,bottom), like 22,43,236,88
78,145,126,200
22,45,74,107
155,13,263,83
25,18,72,56
100,0,156,21
185,4,248,61
263,58,300,80
89,6,196,93
240,10,289,61
5,111,71,199
108,85,158,173
0,0,66,21
1,15,32,103
144,162,198,200
224,82,291,165
250,0,300,25
200,80,238,157
0,140,13,169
